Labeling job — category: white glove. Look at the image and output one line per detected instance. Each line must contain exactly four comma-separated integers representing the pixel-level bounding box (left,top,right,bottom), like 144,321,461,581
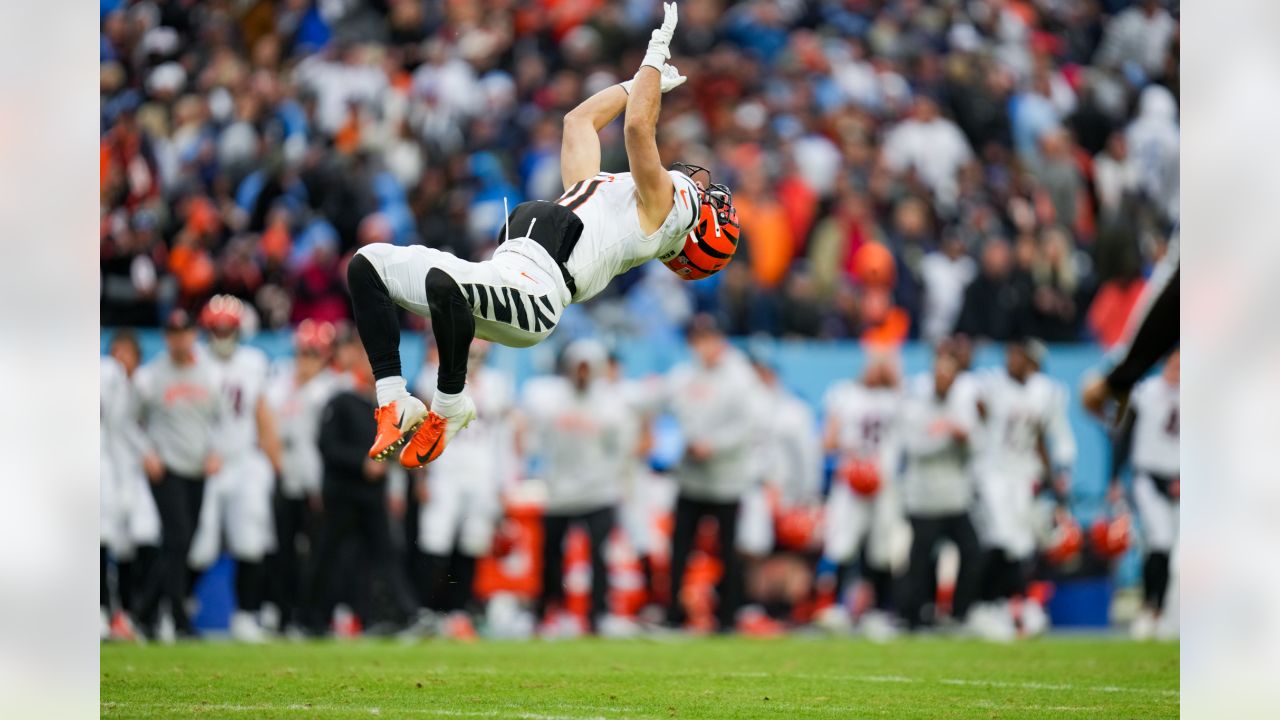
620,63,687,95
641,2,679,71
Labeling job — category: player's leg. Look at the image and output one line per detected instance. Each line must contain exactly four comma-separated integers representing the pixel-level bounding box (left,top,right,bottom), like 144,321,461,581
947,513,983,624
227,458,274,641
712,499,744,633
582,506,616,633
536,514,571,626
417,476,464,615
664,495,700,628
901,515,942,629
398,268,480,468
346,250,431,462
1134,474,1176,615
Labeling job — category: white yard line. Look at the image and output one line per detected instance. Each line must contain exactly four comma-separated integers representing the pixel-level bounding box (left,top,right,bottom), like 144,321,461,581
726,670,1176,696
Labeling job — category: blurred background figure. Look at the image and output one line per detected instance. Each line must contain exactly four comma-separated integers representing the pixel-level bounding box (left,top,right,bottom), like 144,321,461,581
818,353,906,640
100,330,157,642
1110,350,1179,640
408,340,514,641
970,339,1076,641
264,320,342,636
736,352,822,635
664,315,763,633
523,340,633,637
132,310,224,641
188,295,283,643
898,347,981,632
303,339,417,636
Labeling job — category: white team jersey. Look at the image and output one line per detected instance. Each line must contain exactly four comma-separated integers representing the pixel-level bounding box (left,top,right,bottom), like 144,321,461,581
265,363,343,497
976,370,1076,481
1130,376,1179,477
557,170,700,304
823,380,902,478
101,356,146,482
205,345,270,459
415,364,516,487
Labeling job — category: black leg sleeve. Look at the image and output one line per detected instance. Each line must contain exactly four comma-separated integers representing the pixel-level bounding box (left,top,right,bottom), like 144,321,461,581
425,268,475,395
1143,551,1171,611
902,516,940,629
347,253,404,381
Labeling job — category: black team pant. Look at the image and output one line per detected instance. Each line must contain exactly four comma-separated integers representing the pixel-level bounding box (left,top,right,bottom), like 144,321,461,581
666,495,744,632
347,254,473,395
415,550,479,617
901,513,981,629
136,470,205,633
537,507,615,631
979,548,1029,603
304,485,416,632
1143,551,1171,612
268,494,314,630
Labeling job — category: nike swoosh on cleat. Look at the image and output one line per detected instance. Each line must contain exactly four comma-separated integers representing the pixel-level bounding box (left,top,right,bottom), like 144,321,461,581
416,434,443,465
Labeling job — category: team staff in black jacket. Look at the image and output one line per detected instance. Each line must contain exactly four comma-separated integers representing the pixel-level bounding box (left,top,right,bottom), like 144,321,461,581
303,339,416,635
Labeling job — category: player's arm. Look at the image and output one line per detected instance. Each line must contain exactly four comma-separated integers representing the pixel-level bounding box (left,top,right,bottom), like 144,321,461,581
561,85,628,190
255,395,284,475
625,2,682,234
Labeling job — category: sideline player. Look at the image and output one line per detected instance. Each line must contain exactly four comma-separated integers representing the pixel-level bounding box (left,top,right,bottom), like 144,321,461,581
188,295,284,642
410,340,516,639
1110,350,1179,639
819,354,905,637
970,340,1076,639
346,3,739,468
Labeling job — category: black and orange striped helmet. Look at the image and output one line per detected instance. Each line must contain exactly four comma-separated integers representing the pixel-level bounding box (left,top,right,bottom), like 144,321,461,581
663,163,739,280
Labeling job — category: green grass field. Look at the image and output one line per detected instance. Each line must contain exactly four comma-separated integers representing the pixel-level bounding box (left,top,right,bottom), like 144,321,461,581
101,637,1178,719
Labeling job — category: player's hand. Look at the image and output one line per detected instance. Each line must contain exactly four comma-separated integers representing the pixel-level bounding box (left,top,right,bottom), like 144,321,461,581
308,491,324,513
388,492,406,519
621,63,687,95
414,476,429,505
687,440,714,462
204,452,222,477
143,453,164,483
642,2,679,70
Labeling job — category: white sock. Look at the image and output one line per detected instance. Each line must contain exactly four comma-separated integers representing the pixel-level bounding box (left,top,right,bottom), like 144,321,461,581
375,376,410,407
431,388,464,415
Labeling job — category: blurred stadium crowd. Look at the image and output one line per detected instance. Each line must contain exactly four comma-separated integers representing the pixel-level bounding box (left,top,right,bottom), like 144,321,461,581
101,0,1179,345
100,306,1180,643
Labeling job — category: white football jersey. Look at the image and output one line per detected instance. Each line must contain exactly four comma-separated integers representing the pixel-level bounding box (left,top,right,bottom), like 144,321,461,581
823,380,903,478
205,345,270,459
1129,375,1179,477
557,170,700,303
976,369,1076,481
415,364,516,488
265,363,343,497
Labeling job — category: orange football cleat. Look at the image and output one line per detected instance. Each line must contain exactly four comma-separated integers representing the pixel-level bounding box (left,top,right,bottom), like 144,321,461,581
399,396,476,469
368,396,428,461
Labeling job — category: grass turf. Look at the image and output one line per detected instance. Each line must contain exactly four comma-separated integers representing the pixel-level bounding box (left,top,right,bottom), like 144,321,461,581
101,636,1178,719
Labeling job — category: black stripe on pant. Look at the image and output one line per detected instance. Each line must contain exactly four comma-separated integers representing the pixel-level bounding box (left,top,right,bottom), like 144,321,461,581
901,513,981,629
538,506,614,632
137,470,205,632
666,494,744,632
